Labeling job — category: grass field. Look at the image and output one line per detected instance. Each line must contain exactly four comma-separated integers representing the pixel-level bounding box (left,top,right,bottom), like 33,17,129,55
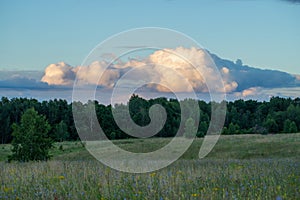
0,134,299,199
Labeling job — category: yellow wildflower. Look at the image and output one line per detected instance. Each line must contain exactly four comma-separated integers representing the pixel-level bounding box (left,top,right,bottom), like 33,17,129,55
176,170,183,175
3,187,13,193
276,185,281,191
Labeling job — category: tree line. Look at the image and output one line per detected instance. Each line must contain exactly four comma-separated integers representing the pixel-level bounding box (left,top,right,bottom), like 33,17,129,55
0,95,299,144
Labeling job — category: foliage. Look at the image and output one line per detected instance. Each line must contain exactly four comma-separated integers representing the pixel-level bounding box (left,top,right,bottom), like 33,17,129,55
197,121,208,137
264,117,279,133
53,121,69,142
8,108,53,162
283,119,298,133
0,96,300,144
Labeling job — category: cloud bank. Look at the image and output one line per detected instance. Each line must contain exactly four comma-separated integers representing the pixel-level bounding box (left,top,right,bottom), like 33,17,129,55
41,47,238,93
1,47,299,101
210,52,299,97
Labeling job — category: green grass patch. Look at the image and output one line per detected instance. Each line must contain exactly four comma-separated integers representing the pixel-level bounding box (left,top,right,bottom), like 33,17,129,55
1,133,299,162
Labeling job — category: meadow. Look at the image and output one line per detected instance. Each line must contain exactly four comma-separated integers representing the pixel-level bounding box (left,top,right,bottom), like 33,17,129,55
0,134,299,199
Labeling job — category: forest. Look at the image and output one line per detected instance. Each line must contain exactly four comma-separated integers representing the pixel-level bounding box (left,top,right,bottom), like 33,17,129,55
0,95,299,144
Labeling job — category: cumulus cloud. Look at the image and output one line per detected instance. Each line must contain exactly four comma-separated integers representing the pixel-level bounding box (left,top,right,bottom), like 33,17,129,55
221,67,230,74
41,47,299,95
41,62,75,85
75,61,120,88
41,61,120,88
241,87,260,97
224,81,238,93
146,47,233,92
41,47,238,93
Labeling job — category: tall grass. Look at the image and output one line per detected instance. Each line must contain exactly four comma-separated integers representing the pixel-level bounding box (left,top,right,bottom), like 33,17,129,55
0,159,299,199
1,134,299,199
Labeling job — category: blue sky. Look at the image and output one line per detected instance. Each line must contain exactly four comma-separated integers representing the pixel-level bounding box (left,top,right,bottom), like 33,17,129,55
0,0,300,74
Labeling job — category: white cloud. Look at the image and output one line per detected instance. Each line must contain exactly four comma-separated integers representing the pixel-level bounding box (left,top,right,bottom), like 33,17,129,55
75,61,120,88
221,67,230,74
41,62,75,85
241,87,260,97
41,47,238,93
224,81,238,93
234,87,262,98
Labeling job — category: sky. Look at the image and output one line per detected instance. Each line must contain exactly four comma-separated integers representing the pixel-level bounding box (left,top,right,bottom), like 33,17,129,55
0,0,300,74
0,0,300,103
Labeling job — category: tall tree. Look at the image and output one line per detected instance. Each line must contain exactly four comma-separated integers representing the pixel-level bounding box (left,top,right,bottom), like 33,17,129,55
53,120,69,142
9,108,53,162
284,119,298,133
264,117,278,133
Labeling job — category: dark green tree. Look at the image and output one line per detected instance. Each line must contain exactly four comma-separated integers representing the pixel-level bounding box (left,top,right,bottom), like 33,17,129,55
227,122,240,134
8,108,53,162
53,120,69,142
289,121,298,133
263,117,278,133
284,119,298,133
197,121,208,137
129,94,150,126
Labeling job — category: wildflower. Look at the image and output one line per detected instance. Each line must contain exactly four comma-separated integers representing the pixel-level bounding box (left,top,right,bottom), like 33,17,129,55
276,185,281,191
225,191,229,196
3,187,13,193
176,170,183,175
276,196,282,200
58,175,65,180
191,193,199,197
150,172,156,177
105,168,111,174
237,165,244,170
